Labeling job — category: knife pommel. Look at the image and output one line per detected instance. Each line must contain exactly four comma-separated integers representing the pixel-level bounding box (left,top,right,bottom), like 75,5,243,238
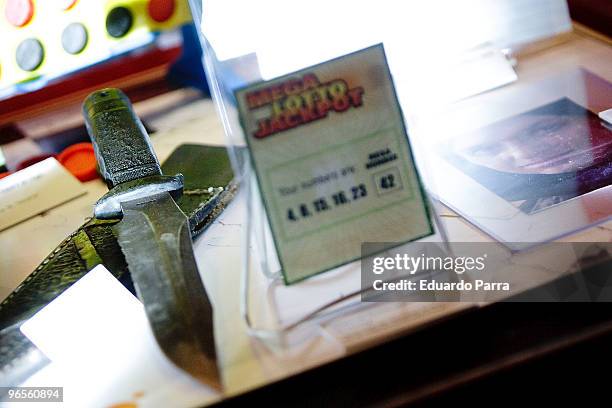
83,88,162,189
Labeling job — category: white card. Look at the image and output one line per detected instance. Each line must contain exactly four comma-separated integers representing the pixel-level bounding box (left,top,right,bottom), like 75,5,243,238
20,265,215,407
0,157,86,231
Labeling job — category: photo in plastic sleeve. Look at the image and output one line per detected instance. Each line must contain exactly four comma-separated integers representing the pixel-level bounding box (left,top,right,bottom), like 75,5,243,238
442,97,612,215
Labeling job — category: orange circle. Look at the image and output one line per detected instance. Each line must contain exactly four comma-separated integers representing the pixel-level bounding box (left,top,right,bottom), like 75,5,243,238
5,0,34,27
58,142,99,182
147,0,175,23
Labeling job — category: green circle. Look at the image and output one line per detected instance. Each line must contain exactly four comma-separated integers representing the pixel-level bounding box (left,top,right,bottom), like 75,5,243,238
106,6,133,38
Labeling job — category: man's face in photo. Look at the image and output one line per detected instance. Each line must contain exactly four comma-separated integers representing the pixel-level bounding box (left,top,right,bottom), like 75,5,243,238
453,99,612,175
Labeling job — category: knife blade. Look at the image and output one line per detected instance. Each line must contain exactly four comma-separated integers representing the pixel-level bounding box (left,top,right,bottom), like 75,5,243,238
83,88,220,388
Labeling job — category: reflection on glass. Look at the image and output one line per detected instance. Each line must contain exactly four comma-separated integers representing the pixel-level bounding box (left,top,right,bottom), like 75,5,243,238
444,98,612,214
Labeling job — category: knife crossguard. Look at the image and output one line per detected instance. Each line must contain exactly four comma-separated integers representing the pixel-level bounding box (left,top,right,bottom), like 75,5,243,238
83,88,184,219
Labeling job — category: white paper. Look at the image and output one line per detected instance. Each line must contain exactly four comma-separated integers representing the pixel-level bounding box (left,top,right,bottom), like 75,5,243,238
0,158,85,231
19,265,216,407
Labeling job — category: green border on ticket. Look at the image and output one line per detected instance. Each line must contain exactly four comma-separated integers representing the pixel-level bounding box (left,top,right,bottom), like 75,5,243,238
234,43,435,284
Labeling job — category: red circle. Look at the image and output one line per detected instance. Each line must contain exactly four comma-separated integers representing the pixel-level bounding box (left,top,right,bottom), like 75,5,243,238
5,0,34,27
147,0,175,23
58,142,99,182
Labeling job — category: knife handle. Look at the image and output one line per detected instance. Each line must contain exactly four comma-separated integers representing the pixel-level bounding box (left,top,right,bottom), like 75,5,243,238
83,88,161,189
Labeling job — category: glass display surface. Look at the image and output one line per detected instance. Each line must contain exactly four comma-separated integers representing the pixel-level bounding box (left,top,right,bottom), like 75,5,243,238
422,69,612,250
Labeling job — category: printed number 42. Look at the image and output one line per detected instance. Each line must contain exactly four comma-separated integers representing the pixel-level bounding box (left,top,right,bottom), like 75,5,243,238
379,174,395,189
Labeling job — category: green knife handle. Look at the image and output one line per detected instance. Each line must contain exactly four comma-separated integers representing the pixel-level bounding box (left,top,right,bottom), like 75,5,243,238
83,88,161,189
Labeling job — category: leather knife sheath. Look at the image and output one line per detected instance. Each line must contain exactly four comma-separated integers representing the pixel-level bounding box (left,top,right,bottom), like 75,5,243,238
0,144,236,380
